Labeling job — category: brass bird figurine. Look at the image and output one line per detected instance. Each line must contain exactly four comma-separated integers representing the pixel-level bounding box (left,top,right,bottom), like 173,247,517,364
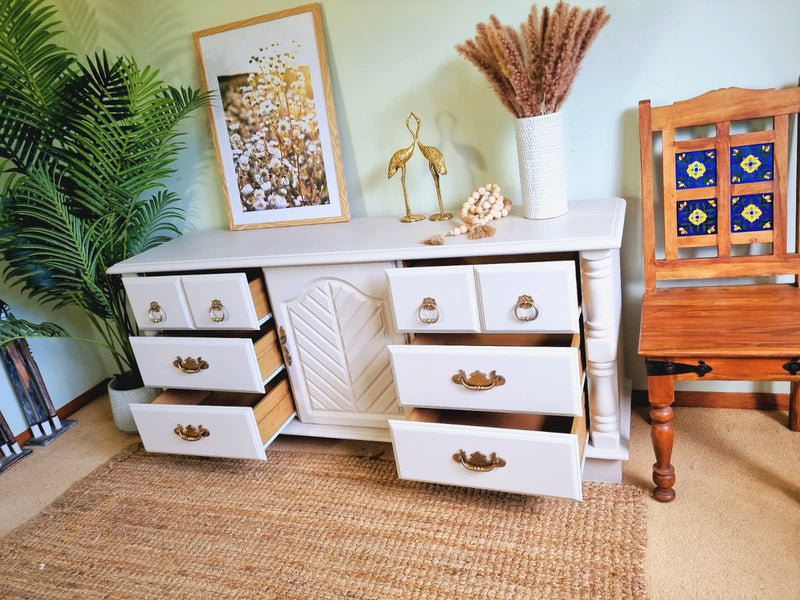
388,113,425,223
409,112,452,221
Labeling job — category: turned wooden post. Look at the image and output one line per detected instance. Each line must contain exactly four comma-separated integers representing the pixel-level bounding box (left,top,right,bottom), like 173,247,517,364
648,375,676,502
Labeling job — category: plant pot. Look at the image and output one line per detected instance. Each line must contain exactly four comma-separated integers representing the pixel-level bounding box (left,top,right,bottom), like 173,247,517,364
514,112,568,220
107,377,160,434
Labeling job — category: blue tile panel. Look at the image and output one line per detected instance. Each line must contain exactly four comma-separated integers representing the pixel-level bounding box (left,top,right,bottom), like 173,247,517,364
677,198,717,237
730,143,773,183
676,149,716,189
731,193,773,233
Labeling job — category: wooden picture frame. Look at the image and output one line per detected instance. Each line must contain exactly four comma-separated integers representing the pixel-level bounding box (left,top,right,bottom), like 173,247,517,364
193,4,349,230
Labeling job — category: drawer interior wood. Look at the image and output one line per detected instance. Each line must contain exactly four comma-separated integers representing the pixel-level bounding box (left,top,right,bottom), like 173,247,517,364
248,275,270,321
411,332,579,348
151,373,294,445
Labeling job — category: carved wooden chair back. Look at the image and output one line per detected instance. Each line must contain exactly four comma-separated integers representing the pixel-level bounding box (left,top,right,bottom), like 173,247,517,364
639,86,800,292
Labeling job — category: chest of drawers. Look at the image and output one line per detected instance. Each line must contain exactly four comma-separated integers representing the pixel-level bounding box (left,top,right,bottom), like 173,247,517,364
109,198,629,498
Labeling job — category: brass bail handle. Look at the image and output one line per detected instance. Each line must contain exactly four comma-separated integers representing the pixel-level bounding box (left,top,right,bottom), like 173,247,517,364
173,356,209,374
416,297,439,324
147,301,164,323
174,424,210,442
513,294,539,322
453,449,506,472
209,299,227,322
451,369,506,391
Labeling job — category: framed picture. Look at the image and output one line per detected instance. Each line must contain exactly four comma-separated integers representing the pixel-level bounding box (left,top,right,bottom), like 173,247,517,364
193,4,349,229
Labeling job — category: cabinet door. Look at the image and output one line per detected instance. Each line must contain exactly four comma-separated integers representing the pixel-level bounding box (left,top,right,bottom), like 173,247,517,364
263,263,406,428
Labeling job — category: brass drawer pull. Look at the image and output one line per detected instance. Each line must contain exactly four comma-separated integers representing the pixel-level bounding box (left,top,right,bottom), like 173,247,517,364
452,369,506,391
453,449,506,472
174,424,210,442
278,326,292,366
147,301,164,323
209,299,227,322
416,297,439,324
513,294,539,321
173,356,209,374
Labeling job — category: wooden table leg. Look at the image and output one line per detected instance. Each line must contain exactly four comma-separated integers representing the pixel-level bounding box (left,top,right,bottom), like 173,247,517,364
790,381,800,432
648,375,676,502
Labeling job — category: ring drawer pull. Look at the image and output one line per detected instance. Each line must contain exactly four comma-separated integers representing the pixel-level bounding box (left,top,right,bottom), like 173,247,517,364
278,326,293,366
513,294,539,322
416,297,440,324
173,356,209,374
453,449,506,472
451,369,506,391
174,424,210,442
147,301,164,323
209,299,227,322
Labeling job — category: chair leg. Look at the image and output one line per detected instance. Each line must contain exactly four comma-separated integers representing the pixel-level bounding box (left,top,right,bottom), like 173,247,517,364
790,381,800,432
648,375,676,502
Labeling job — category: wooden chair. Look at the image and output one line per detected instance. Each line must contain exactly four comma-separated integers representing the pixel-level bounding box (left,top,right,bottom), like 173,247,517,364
638,86,800,502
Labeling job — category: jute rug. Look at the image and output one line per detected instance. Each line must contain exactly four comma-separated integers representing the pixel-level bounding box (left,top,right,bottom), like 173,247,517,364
0,444,647,599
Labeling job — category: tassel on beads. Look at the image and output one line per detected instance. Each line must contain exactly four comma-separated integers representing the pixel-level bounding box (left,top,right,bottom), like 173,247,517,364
422,183,510,245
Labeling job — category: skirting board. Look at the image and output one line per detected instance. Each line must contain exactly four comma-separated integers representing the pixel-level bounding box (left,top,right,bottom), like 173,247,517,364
14,378,109,447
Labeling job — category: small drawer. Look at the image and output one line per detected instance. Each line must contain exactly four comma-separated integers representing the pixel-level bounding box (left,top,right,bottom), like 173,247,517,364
388,333,583,416
474,262,579,333
389,407,587,499
131,376,295,460
181,273,269,330
123,275,194,330
386,266,480,333
130,328,283,393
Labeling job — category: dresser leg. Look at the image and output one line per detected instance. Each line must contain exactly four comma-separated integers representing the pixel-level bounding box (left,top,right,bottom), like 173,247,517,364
790,381,800,432
648,375,676,502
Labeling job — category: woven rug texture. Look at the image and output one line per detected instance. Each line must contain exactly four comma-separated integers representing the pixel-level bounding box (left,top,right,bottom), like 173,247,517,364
0,445,647,599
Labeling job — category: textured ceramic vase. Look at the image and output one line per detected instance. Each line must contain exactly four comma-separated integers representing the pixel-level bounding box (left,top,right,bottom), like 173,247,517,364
107,378,160,433
514,111,568,220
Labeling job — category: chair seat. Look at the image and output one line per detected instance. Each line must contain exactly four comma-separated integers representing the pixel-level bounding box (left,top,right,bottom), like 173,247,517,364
639,284,800,358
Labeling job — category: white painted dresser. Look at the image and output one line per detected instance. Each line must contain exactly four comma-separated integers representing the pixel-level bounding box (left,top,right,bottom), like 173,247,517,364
108,197,629,500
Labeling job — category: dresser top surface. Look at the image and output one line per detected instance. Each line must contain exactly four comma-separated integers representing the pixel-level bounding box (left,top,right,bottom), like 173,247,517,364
108,197,625,274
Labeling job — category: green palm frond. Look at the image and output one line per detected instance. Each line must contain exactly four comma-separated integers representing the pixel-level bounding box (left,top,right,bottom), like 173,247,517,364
0,314,70,349
0,1,210,378
0,0,76,170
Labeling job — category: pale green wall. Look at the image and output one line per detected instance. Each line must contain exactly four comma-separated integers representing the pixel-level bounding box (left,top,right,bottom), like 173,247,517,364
3,0,799,434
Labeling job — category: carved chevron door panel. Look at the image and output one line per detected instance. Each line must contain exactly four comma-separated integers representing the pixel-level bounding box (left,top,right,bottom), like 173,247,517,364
263,263,405,428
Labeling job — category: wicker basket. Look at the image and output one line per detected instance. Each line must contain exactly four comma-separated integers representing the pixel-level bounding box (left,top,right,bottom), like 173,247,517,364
107,378,160,433
514,112,568,220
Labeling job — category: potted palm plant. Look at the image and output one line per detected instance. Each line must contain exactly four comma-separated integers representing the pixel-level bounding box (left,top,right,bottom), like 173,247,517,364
0,0,210,430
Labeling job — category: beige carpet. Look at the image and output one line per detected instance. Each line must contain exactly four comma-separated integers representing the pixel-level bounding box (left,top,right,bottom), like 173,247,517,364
0,443,646,600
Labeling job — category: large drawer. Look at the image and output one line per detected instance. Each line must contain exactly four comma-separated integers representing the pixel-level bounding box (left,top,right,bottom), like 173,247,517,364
131,377,295,460
130,328,283,393
388,333,583,416
123,272,270,331
389,407,587,499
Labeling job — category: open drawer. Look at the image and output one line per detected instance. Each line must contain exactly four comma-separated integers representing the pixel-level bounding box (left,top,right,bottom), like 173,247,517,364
131,375,295,460
130,326,283,393
389,406,587,499
124,271,270,331
388,332,583,416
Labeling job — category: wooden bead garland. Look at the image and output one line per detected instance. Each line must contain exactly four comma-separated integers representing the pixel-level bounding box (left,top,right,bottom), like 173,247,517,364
424,183,511,245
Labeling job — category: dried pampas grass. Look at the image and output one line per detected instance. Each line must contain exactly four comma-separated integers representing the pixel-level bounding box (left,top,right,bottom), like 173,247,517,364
456,2,610,118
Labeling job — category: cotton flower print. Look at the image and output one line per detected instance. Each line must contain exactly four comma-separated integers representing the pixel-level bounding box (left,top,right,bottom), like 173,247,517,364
218,40,329,212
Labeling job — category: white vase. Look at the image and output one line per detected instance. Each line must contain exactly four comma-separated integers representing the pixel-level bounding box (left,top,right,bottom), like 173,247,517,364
514,112,568,220
107,378,160,433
